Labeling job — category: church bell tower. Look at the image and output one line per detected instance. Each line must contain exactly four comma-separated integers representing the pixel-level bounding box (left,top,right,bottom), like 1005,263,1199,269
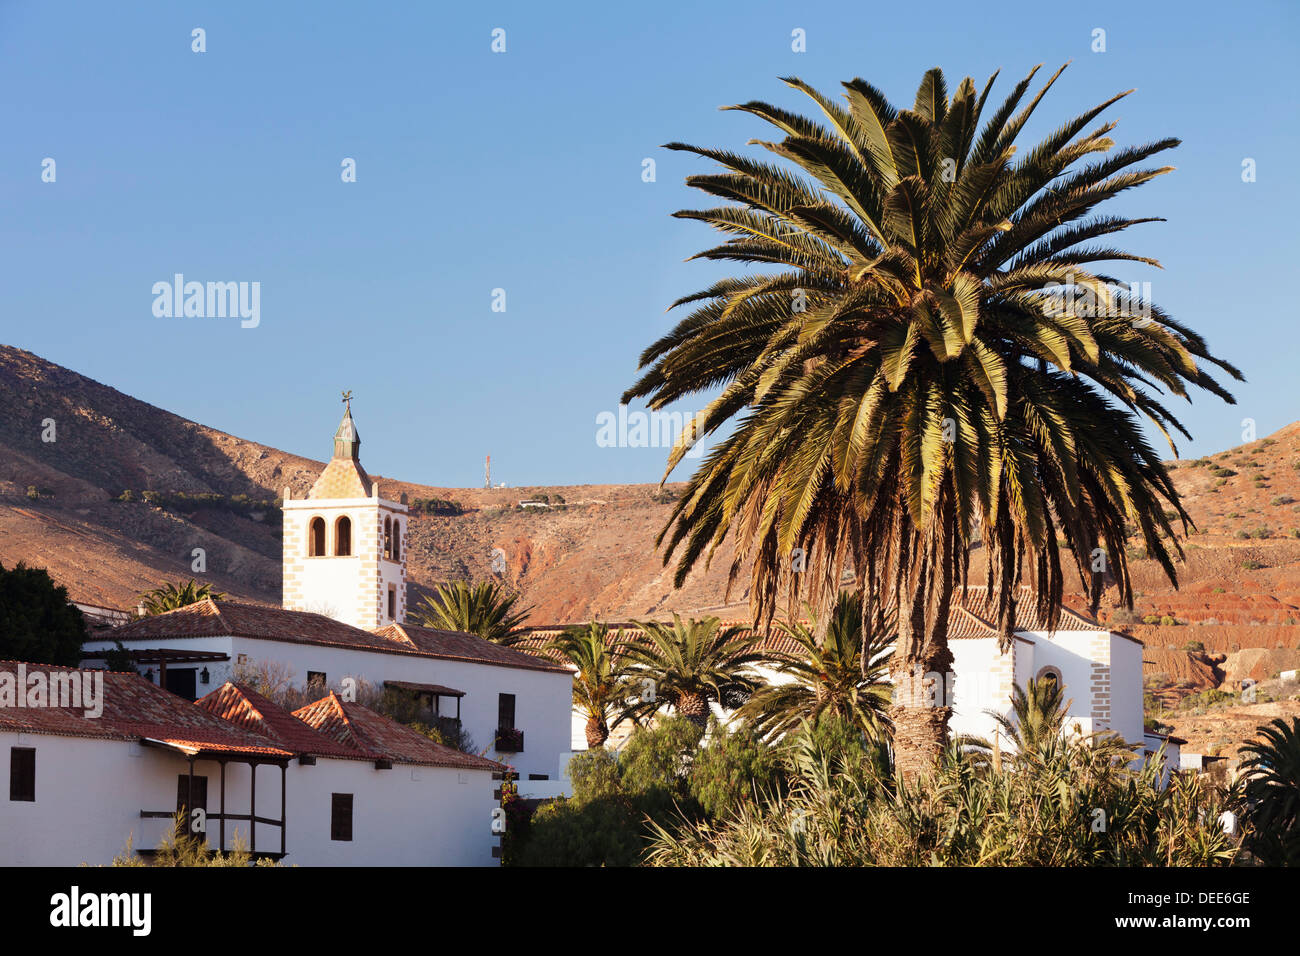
280,393,408,630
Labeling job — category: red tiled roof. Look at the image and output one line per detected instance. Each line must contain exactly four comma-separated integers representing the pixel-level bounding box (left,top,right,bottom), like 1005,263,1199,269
108,600,570,673
374,623,572,674
0,661,293,758
195,683,359,760
293,692,504,771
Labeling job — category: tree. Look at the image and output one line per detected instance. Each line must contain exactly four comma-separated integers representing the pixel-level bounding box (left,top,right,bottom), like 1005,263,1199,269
411,580,532,644
0,562,85,665
621,614,764,731
1240,717,1300,866
546,621,633,747
737,591,893,742
138,580,225,616
623,64,1241,778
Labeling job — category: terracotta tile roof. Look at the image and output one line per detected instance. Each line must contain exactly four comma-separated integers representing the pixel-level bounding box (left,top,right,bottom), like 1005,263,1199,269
108,600,570,672
293,692,505,771
308,457,372,499
0,661,293,758
194,682,359,760
954,585,1109,632
374,623,572,674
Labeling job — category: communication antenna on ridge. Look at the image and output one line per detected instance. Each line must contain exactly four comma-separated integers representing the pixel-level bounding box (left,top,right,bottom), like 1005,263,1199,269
485,455,491,489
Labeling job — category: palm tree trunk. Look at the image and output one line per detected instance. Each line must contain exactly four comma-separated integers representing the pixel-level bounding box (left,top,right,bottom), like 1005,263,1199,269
585,715,609,749
675,691,710,733
889,486,957,782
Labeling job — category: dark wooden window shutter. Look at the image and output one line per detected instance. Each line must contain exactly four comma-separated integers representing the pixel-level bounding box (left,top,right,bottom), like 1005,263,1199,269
331,793,353,841
9,748,35,802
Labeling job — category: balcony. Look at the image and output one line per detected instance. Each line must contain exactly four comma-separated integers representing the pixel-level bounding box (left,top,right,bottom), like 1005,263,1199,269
495,728,524,753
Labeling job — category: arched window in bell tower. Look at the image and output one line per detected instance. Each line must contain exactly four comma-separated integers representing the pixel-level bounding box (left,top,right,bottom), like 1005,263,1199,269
392,520,401,562
335,515,352,556
309,517,326,557
384,516,392,560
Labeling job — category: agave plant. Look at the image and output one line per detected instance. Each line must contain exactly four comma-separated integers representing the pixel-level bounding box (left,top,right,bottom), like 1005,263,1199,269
621,614,765,731
546,621,634,748
411,580,532,644
624,64,1241,778
737,591,893,742
1239,716,1300,865
137,579,226,616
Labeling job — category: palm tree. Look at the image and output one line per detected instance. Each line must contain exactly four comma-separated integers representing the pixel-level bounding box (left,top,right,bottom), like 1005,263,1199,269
737,591,893,742
137,580,225,616
621,614,764,732
988,676,1071,758
1240,717,1300,866
623,64,1241,779
546,621,633,748
411,580,531,644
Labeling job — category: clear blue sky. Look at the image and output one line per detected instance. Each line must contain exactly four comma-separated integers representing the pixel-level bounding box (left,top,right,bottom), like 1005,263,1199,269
2,0,1296,487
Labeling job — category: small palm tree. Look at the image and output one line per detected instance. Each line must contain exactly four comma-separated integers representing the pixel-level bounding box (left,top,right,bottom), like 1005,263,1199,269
411,580,532,644
137,580,225,616
621,614,764,731
737,592,893,742
1240,717,1300,866
989,677,1071,758
546,621,633,748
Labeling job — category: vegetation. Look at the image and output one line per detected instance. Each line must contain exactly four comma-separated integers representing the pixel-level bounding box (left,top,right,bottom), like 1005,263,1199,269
409,497,464,515
111,816,282,867
137,579,226,615
1239,717,1300,866
0,561,86,665
546,621,634,747
411,580,532,644
737,591,893,741
623,63,1241,777
621,615,764,730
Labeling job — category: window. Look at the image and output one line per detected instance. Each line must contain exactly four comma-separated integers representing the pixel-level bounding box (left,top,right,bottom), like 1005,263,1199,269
392,521,400,561
387,585,396,620
527,774,548,781
308,517,326,556
9,748,34,802
331,793,353,841
1035,666,1064,693
335,516,352,556
307,671,327,689
498,693,516,731
383,517,392,559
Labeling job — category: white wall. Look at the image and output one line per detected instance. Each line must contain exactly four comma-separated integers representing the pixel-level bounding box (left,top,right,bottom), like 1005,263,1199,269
0,731,500,866
80,634,574,783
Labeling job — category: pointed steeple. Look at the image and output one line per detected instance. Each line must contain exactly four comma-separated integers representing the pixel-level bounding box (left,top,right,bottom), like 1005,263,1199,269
307,391,372,499
333,390,361,460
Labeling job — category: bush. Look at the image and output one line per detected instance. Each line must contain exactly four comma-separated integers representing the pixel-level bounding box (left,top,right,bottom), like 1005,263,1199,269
1242,560,1264,571
1184,639,1205,653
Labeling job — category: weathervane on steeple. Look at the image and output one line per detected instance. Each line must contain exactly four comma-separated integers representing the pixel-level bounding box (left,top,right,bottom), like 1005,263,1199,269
333,391,360,460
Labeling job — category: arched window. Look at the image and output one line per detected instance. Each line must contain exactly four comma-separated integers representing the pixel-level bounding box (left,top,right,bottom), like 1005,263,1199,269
392,520,401,562
384,517,392,560
308,517,326,557
335,516,352,556
1034,666,1064,693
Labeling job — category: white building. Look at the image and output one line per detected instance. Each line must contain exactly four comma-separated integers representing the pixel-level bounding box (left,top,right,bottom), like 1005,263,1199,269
0,662,505,865
516,585,1164,773
80,400,575,791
